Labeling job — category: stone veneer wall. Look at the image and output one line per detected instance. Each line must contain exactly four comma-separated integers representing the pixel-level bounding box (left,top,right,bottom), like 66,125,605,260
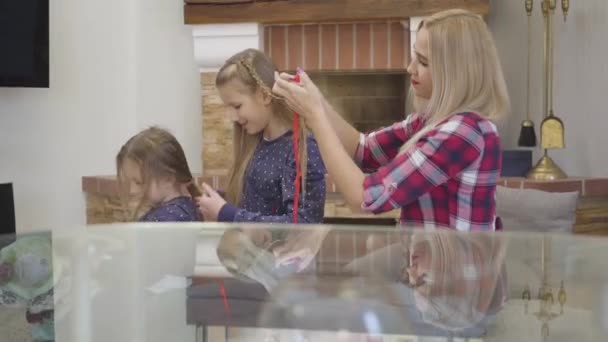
202,72,232,176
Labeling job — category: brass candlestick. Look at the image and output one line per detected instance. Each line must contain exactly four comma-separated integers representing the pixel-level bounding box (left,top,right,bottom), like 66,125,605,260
526,0,570,180
522,236,567,341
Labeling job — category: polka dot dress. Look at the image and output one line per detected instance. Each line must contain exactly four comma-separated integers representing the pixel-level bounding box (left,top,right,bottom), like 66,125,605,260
140,196,201,222
234,131,326,224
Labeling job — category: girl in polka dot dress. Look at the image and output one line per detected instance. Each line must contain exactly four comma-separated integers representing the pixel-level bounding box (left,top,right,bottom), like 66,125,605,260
116,127,202,222
197,49,326,227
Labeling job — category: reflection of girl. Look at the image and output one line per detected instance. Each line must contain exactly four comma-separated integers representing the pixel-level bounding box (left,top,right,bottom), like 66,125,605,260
216,226,326,291
403,231,508,331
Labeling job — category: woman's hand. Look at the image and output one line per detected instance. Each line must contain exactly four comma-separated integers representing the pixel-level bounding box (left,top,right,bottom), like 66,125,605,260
273,226,330,271
272,71,326,129
196,183,227,222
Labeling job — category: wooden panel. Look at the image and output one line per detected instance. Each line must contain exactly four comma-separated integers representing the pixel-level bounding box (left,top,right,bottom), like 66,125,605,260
585,179,608,197
267,21,408,71
355,23,371,69
522,179,583,193
269,26,287,70
263,26,270,53
287,25,304,70
303,25,319,70
372,22,389,69
184,0,491,25
389,21,407,69
337,24,354,70
320,24,337,70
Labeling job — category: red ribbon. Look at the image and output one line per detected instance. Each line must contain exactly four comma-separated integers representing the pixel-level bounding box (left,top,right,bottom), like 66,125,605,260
291,73,302,224
218,279,231,321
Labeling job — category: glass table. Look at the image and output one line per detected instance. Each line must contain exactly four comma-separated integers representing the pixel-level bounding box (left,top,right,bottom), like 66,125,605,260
1,222,607,341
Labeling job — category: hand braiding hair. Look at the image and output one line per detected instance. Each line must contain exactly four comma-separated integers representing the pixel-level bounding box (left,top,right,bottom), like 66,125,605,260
238,60,281,100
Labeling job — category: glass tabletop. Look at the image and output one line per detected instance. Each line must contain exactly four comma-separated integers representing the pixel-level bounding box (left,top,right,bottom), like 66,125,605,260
1,222,607,341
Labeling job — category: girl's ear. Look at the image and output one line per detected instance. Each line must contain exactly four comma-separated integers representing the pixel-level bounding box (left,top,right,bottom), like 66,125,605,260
257,87,273,106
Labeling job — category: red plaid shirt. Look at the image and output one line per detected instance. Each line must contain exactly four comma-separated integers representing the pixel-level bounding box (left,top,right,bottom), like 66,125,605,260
355,112,501,231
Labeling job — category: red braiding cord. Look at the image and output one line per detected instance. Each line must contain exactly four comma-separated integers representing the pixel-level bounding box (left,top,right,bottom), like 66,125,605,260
218,279,231,321
290,70,302,224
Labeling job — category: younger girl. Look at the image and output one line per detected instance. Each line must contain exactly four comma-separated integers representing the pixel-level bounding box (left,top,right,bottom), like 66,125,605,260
274,9,509,231
116,127,202,222
197,49,326,225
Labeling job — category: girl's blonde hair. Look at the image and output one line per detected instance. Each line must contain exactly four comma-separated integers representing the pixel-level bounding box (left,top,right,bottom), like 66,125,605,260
216,49,308,205
400,9,510,153
116,127,201,220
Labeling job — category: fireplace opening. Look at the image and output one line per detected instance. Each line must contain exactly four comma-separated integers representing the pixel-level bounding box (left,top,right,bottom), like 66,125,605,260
310,72,410,133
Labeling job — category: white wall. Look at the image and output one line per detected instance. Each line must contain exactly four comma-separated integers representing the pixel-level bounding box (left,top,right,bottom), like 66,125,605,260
0,0,201,233
488,0,608,177
135,0,202,166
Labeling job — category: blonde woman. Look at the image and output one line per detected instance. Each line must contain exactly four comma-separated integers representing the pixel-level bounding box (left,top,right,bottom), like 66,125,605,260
273,9,509,231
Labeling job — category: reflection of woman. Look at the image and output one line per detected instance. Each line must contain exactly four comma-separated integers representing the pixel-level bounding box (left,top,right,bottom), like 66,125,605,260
403,231,508,331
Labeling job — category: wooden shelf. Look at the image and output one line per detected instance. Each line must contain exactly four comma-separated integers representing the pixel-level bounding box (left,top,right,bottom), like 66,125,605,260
184,0,490,25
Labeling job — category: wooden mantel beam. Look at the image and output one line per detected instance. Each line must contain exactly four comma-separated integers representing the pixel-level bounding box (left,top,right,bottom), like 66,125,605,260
184,0,490,25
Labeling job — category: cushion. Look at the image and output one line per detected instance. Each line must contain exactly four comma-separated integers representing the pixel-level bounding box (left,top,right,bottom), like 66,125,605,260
496,186,579,233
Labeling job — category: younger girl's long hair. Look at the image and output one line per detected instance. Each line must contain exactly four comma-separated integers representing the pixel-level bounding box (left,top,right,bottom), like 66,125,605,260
116,127,201,220
400,9,510,154
216,49,308,205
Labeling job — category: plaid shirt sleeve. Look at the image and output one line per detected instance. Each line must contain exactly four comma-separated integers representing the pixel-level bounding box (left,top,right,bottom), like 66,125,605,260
354,114,423,172
361,115,485,213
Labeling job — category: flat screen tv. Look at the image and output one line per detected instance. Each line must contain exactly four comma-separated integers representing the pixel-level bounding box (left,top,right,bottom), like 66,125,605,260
0,183,16,236
0,0,49,88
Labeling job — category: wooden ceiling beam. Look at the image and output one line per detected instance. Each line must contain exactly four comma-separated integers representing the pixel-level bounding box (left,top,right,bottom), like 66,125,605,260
184,0,490,25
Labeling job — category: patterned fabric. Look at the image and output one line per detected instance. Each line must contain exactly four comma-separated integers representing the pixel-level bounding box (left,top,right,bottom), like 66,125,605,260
355,112,501,231
140,196,201,222
218,131,326,224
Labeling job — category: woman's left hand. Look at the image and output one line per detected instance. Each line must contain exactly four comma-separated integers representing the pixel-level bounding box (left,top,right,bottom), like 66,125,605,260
273,227,330,271
196,183,227,221
272,71,325,127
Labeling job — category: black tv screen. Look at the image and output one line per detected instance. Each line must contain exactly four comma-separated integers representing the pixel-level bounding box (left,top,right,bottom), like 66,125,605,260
0,0,49,88
0,183,16,236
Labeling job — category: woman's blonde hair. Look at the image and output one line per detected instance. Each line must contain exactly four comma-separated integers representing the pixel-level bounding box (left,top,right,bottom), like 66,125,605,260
216,49,308,205
400,9,510,153
407,231,507,330
116,127,201,220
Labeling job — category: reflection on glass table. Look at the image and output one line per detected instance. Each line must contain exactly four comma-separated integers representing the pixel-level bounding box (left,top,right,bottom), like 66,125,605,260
1,222,607,341
0,233,55,341
192,226,507,341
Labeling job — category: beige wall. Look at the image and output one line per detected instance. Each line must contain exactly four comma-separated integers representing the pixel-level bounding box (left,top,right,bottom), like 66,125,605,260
489,0,608,177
